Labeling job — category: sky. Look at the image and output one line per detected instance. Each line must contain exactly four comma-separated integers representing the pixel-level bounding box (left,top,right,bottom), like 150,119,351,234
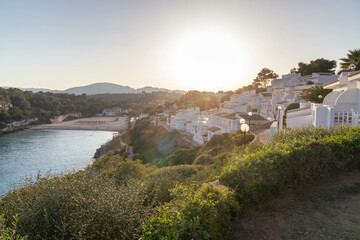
0,0,359,91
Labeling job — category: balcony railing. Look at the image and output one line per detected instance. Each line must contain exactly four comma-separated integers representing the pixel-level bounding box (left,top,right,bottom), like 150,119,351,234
334,110,360,127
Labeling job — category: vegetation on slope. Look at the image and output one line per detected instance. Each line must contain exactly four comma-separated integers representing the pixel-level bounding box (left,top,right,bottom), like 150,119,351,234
1,127,359,240
0,87,109,128
127,117,254,167
142,127,360,239
93,91,182,115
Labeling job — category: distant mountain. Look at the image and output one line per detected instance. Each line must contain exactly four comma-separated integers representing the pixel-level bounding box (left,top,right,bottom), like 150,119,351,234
63,83,135,95
2,83,186,95
2,86,62,93
135,86,169,93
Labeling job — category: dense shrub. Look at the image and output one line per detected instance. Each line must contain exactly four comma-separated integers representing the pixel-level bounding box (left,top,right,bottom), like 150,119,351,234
142,165,202,204
271,127,340,144
91,151,121,171
131,123,187,166
221,127,360,203
194,154,215,166
199,131,254,157
103,159,153,185
284,102,300,114
142,183,239,240
164,147,198,166
232,132,255,146
0,172,156,240
0,214,28,240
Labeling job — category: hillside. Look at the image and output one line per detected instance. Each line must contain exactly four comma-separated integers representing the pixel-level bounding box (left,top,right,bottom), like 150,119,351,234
1,127,360,239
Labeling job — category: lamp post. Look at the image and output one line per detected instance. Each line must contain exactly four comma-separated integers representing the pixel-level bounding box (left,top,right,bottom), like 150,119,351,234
277,106,282,131
240,118,249,144
318,95,323,103
248,112,252,127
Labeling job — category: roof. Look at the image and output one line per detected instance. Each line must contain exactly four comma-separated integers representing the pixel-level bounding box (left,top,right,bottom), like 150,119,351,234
222,113,238,120
287,107,311,113
214,112,228,117
348,71,360,77
323,79,339,87
208,126,221,132
237,113,267,120
261,92,272,97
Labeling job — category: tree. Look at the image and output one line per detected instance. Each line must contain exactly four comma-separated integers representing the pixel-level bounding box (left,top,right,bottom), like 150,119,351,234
340,49,360,71
300,86,332,103
291,58,336,76
253,68,279,88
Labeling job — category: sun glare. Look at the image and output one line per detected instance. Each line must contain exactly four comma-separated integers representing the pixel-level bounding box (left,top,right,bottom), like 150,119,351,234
168,28,246,91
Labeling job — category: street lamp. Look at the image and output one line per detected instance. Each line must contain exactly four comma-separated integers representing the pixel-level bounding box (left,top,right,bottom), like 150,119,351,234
240,118,249,144
240,122,249,144
277,106,282,131
318,95,323,103
248,112,252,128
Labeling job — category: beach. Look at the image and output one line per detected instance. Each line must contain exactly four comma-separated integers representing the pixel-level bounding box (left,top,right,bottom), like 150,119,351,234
31,117,128,131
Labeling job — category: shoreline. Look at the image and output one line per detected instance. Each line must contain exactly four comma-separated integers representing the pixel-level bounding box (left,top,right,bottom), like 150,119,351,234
30,116,129,132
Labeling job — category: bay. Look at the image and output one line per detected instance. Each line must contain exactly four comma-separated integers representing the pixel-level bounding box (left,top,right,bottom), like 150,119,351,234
0,129,115,196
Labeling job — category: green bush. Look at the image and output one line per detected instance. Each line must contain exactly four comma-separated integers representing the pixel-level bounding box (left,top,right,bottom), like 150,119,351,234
142,165,202,204
164,148,198,166
284,103,300,114
91,151,120,171
194,154,215,166
199,131,254,158
142,183,239,240
232,132,255,146
0,172,156,240
103,159,153,185
0,214,28,240
205,133,233,150
220,127,360,203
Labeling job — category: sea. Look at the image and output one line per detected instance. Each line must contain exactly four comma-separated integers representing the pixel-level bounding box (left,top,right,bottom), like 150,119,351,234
0,129,116,196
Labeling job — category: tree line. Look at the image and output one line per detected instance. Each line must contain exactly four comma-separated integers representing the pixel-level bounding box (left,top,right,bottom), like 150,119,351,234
0,88,109,128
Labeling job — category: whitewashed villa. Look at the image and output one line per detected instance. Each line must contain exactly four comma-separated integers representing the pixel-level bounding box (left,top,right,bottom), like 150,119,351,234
165,71,359,145
286,71,360,130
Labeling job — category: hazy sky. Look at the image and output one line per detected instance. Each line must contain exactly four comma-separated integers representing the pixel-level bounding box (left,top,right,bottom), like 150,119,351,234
1,0,359,91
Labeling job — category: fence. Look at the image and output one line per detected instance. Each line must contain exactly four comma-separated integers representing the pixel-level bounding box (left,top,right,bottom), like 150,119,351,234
334,110,360,127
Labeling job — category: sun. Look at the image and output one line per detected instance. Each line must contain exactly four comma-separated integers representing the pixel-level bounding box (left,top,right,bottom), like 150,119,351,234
168,28,246,91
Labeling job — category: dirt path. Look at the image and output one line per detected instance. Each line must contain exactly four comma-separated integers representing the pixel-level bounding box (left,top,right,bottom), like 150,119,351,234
252,128,270,145
227,171,360,240
127,146,134,159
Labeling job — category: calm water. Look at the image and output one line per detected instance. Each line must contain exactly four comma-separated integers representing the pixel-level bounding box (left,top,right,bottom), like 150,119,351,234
0,130,115,196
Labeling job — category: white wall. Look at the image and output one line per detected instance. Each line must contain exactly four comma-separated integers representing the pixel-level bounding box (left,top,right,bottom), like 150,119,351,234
287,114,312,128
286,108,312,129
269,121,278,141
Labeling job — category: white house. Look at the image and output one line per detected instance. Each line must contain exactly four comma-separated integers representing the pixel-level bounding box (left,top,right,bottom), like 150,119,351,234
167,107,201,131
222,90,256,113
139,113,149,120
286,71,360,129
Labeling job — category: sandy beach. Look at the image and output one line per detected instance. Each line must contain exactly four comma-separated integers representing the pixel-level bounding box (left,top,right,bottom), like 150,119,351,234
31,117,129,131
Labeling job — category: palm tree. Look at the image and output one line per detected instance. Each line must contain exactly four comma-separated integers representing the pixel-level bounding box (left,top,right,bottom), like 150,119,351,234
300,86,332,103
340,49,360,71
